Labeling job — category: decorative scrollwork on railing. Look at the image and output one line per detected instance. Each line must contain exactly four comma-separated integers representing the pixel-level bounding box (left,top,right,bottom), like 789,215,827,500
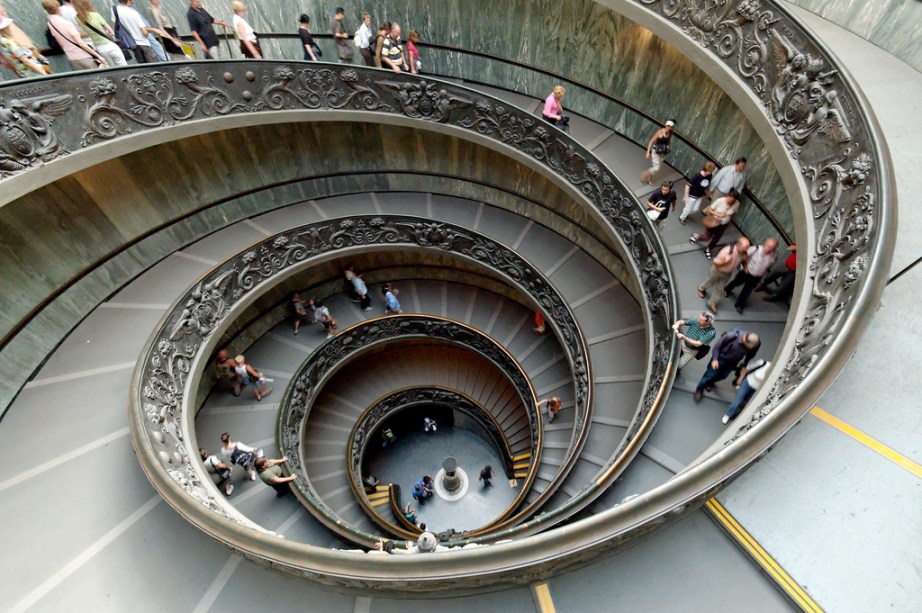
135,214,580,535
634,0,889,441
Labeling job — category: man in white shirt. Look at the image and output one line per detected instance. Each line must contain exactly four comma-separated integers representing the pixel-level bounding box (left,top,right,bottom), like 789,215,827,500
709,157,747,200
112,0,161,63
356,11,374,66
724,238,779,313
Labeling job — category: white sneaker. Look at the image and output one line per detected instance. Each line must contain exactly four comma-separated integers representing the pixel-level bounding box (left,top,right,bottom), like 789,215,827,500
226,484,235,496
249,471,257,481
722,415,730,425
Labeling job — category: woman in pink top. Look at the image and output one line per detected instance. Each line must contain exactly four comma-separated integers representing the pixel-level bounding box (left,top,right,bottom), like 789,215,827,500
406,29,421,74
543,85,569,132
41,0,106,70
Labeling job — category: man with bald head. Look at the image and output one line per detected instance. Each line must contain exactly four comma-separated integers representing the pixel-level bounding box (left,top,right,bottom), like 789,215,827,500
698,237,750,314
724,237,779,314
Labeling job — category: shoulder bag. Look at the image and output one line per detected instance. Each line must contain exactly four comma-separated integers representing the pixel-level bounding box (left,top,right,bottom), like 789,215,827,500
82,17,131,60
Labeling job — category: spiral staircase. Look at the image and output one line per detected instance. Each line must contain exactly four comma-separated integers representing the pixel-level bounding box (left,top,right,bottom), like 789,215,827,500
1,0,917,610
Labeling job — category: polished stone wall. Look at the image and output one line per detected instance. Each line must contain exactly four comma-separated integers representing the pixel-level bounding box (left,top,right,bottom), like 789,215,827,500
0,0,791,242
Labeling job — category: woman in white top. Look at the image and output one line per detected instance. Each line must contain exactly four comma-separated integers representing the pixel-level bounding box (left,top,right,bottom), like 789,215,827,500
233,354,271,400
219,432,262,481
231,1,260,59
723,360,772,424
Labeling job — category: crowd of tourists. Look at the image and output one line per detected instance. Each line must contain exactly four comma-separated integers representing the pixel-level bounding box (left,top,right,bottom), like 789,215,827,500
0,0,423,78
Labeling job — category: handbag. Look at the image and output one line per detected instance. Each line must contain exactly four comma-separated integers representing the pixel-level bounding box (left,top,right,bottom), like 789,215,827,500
694,343,711,360
702,209,722,229
653,142,670,155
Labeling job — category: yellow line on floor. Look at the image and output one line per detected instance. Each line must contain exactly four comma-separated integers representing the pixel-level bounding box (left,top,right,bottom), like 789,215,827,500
512,452,531,461
532,583,555,613
513,462,530,469
704,499,822,613
370,498,389,507
810,406,922,479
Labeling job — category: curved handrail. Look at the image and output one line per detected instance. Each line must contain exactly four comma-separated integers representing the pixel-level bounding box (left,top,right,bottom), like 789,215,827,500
81,60,677,583
279,316,542,547
347,386,523,539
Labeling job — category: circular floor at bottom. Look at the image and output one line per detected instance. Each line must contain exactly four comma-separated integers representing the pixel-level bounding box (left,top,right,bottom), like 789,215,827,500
366,429,517,533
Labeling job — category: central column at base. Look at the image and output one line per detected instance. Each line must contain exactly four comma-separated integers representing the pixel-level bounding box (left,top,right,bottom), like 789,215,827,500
442,456,461,493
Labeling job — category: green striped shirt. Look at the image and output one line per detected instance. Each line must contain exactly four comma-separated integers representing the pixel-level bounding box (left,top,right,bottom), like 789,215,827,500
682,320,716,345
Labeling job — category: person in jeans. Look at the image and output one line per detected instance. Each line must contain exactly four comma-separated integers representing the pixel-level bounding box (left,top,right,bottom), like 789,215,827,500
679,161,716,225
641,119,675,185
672,312,717,369
113,0,170,64
187,0,227,59
542,85,569,132
42,0,107,70
724,238,779,314
255,456,296,497
384,287,402,314
693,329,761,401
722,360,771,424
697,237,749,314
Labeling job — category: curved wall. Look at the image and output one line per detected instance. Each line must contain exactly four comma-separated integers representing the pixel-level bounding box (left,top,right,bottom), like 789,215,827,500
2,0,790,241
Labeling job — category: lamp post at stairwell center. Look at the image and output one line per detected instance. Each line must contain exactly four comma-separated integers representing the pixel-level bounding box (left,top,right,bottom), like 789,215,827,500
442,456,461,493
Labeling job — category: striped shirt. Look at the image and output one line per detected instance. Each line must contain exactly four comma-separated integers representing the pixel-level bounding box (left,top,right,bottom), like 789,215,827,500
381,34,403,67
681,320,717,346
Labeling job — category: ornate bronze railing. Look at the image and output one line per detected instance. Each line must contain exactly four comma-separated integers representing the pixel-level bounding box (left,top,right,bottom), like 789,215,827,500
123,0,893,587
279,317,541,547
